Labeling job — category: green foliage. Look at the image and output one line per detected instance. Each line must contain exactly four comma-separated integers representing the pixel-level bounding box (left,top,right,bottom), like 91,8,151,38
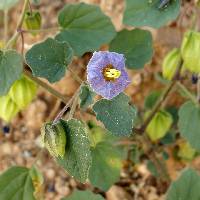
93,93,137,136
162,48,181,80
0,166,35,200
177,141,196,161
147,160,159,177
0,0,19,10
79,85,95,110
178,101,200,151
166,168,200,200
130,144,142,164
123,0,180,28
25,38,73,83
160,131,176,145
56,2,116,56
0,50,23,96
0,75,37,122
144,90,161,110
0,95,19,122
110,29,153,69
62,190,104,200
29,166,44,199
41,120,67,158
9,75,38,109
57,119,92,183
89,140,123,191
146,110,173,141
181,30,200,73
88,123,106,147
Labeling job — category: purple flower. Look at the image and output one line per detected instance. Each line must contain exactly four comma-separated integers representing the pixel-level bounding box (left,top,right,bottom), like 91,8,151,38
87,51,130,100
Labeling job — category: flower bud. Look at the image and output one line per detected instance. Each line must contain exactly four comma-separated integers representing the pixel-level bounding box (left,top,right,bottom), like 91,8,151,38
162,48,181,80
9,75,37,109
41,121,66,158
0,95,19,122
181,30,200,73
24,11,42,35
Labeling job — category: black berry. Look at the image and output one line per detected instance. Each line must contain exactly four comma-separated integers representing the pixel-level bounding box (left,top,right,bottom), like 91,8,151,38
192,74,198,84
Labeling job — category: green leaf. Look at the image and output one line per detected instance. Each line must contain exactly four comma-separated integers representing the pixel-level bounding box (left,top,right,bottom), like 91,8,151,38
109,29,153,69
146,110,173,141
178,141,196,161
166,168,200,200
123,0,180,28
147,160,159,177
56,2,116,56
89,140,123,191
130,144,142,164
79,85,95,110
0,0,19,10
0,166,35,200
57,119,92,183
25,38,73,83
160,131,176,145
144,90,161,110
93,93,137,136
62,190,104,200
178,101,200,151
0,50,23,96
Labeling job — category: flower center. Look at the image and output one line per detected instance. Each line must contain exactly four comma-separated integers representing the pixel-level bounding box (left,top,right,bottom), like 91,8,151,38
102,64,121,81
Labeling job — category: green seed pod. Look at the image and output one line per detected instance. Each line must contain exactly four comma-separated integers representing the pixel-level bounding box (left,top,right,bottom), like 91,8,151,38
9,75,37,109
181,30,200,73
146,110,173,141
0,95,19,122
162,48,181,80
41,121,66,158
24,11,42,35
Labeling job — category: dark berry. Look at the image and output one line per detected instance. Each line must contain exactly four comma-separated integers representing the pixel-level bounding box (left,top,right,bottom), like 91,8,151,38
192,74,198,84
2,126,10,134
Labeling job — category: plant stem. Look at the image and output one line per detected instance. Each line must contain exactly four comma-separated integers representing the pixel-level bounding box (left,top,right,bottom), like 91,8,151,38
24,70,69,104
131,60,183,183
139,59,183,133
4,9,8,43
68,67,84,84
5,0,29,49
53,85,82,123
176,81,198,104
21,27,60,34
143,135,171,182
68,89,80,119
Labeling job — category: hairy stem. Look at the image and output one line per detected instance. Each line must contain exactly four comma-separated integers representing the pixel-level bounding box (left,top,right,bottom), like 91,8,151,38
5,0,29,49
53,85,82,123
4,9,8,43
176,81,198,104
68,68,84,84
21,27,60,34
67,89,81,120
24,70,69,104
